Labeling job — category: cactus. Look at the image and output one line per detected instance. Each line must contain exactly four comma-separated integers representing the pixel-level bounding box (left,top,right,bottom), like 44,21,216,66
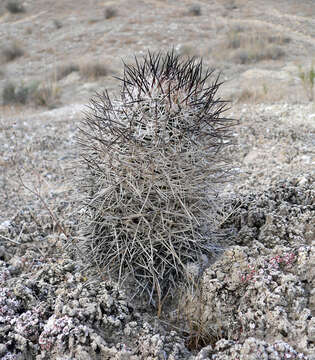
76,50,237,307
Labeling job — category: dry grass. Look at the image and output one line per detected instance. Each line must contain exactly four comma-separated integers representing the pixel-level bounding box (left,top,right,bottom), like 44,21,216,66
78,61,108,79
233,82,289,104
2,79,60,108
2,81,35,105
176,282,221,351
56,63,80,81
1,42,24,63
215,25,289,64
32,81,61,108
55,61,108,81
74,51,237,310
297,63,315,101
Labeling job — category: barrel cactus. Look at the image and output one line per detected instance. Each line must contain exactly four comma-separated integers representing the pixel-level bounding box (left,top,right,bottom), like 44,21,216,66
76,50,236,307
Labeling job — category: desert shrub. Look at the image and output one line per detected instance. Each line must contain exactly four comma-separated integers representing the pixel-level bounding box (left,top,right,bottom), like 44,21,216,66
2,82,16,104
32,81,60,108
104,7,117,19
2,81,34,105
223,0,238,10
53,19,63,29
298,63,315,101
231,49,250,64
268,35,291,44
224,27,287,63
56,63,80,80
2,80,59,107
56,62,107,81
5,0,25,14
1,42,24,62
232,44,285,64
187,4,201,16
79,62,108,79
75,51,237,308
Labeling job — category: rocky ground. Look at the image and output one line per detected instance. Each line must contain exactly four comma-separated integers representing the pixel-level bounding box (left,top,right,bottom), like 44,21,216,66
0,0,314,359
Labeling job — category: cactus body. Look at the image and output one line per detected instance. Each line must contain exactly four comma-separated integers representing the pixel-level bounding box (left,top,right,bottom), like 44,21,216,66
77,51,236,302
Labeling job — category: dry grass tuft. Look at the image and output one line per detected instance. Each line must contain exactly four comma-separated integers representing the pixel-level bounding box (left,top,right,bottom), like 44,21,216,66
32,81,61,108
56,63,80,81
79,62,108,79
297,63,315,101
75,51,237,308
1,42,24,63
55,61,108,81
2,81,35,105
2,79,60,108
216,26,288,64
177,283,221,351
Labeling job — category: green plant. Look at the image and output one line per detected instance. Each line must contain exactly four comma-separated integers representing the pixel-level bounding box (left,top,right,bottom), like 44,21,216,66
76,51,236,310
5,0,25,14
298,63,315,101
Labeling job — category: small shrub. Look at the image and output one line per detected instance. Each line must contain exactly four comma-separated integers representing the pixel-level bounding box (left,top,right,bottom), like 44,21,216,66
187,4,201,16
32,82,60,108
268,35,291,44
53,19,63,29
2,80,59,107
226,27,244,49
79,62,108,79
231,44,285,64
56,63,80,80
104,7,117,19
264,45,285,60
225,28,287,64
232,49,250,64
2,81,33,105
1,42,24,62
224,0,237,10
236,88,255,102
298,63,315,101
2,82,16,104
178,284,220,351
75,51,237,309
25,27,32,35
56,62,107,81
5,0,25,14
